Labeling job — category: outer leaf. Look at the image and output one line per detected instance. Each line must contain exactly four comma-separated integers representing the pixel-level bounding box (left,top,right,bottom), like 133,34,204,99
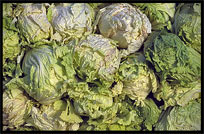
139,99,161,130
67,82,114,119
80,96,144,131
3,3,13,17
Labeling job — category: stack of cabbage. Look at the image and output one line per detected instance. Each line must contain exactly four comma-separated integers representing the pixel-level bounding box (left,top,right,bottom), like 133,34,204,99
3,3,201,131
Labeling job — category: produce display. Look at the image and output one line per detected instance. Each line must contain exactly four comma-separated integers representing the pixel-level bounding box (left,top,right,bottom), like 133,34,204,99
2,3,201,131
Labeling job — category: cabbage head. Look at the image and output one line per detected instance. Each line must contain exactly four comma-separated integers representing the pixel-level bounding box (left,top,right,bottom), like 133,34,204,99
25,99,82,130
173,3,201,53
97,3,151,57
48,3,95,42
155,99,201,130
67,82,115,119
19,44,75,104
3,18,20,78
3,4,20,78
79,97,161,131
118,52,158,106
3,79,33,130
132,3,176,31
144,30,201,108
73,34,121,87
17,3,52,43
3,3,13,17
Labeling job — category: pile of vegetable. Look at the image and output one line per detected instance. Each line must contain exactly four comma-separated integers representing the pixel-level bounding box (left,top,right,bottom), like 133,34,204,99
3,3,201,131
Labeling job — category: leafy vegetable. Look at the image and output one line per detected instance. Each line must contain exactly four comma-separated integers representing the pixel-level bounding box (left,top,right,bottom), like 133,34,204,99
2,2,201,131
118,52,158,106
173,3,201,53
73,34,121,87
19,44,75,104
79,97,161,131
16,3,53,43
144,30,201,108
67,82,115,119
133,3,176,31
96,3,151,57
25,99,82,130
48,3,95,43
3,4,20,79
3,79,33,130
155,99,201,130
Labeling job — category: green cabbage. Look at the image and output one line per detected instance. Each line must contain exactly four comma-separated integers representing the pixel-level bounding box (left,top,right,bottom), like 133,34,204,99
17,3,52,43
155,99,201,130
3,3,13,17
3,5,20,78
97,3,151,57
133,3,176,31
79,97,161,131
173,3,201,53
25,99,82,130
144,30,201,108
19,44,75,104
67,82,115,119
73,34,121,87
3,79,33,130
118,53,158,106
48,3,95,43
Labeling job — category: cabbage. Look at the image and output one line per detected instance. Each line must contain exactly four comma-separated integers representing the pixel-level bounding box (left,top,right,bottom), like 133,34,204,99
67,82,115,119
118,52,158,106
73,34,121,87
144,30,201,108
173,3,201,53
48,3,95,43
79,97,161,131
155,99,201,130
3,79,33,130
97,3,151,57
19,44,76,104
25,99,82,130
3,17,20,78
17,3,52,43
132,3,176,31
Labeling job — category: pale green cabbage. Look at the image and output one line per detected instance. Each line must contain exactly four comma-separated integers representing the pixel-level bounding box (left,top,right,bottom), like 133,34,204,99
48,3,95,42
97,3,151,57
79,97,161,131
118,53,158,106
17,3,52,43
19,44,76,104
155,99,201,130
173,3,201,53
73,34,121,87
3,4,20,79
3,17,20,78
25,99,82,130
144,30,201,108
3,79,33,130
67,82,115,119
133,3,176,31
